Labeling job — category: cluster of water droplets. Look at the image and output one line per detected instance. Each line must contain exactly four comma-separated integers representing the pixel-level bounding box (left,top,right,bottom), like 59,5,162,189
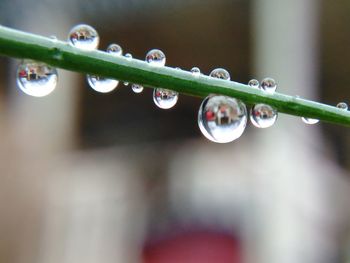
198,68,247,143
14,24,349,143
246,78,278,129
87,43,122,93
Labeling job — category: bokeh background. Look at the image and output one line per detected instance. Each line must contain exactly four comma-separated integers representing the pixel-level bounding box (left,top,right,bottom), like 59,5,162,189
0,0,349,262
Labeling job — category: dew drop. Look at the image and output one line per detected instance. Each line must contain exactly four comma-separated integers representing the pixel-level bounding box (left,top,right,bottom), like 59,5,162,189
145,49,166,67
68,24,99,50
248,79,259,89
261,77,277,93
198,95,247,143
125,53,132,60
209,68,230,80
131,84,144,94
16,60,58,97
107,43,122,56
153,88,179,109
250,104,277,128
302,117,319,125
87,75,118,93
336,102,348,110
191,67,201,76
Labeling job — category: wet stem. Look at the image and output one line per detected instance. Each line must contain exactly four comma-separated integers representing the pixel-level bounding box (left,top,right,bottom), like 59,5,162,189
0,25,349,127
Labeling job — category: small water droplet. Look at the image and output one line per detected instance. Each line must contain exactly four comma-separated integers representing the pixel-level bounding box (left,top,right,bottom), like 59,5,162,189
248,79,259,89
131,84,144,94
153,88,178,109
302,117,319,125
261,77,277,93
209,68,230,80
191,67,201,76
125,53,132,60
49,35,58,41
198,95,247,143
107,43,122,56
145,49,166,67
250,104,277,128
87,75,118,93
16,60,58,97
336,102,348,110
68,24,99,50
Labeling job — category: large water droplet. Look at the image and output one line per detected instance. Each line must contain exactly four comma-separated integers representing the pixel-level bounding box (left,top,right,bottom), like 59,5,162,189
107,43,122,56
191,67,201,76
250,104,277,128
261,77,277,93
302,117,319,125
198,95,247,143
336,102,348,110
16,60,58,97
209,68,230,80
153,88,178,109
68,24,99,50
145,49,166,67
248,79,259,89
131,84,144,94
87,75,118,93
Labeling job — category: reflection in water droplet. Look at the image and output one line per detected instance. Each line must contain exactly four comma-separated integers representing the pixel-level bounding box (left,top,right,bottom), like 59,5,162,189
261,77,277,93
191,67,201,76
336,102,348,110
145,49,166,67
87,75,118,93
153,88,178,109
302,117,319,125
16,60,58,97
131,84,144,94
209,68,230,80
68,24,99,50
248,79,259,89
198,95,247,143
250,104,277,128
107,43,123,56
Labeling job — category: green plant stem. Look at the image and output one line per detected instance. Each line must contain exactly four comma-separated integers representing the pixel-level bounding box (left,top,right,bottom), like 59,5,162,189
0,25,349,127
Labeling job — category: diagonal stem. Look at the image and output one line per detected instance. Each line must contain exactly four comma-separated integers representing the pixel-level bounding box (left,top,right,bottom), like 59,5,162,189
0,25,349,126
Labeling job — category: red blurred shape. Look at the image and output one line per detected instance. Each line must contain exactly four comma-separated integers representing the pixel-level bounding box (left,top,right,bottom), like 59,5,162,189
143,230,242,263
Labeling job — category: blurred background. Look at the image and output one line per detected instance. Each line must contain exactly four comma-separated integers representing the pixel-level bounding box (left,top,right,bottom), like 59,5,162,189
0,0,349,262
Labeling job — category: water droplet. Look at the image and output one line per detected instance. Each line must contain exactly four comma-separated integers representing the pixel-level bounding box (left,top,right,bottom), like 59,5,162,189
125,53,132,60
250,104,277,128
175,67,181,70
336,102,348,110
68,24,99,50
107,43,122,56
248,79,259,89
198,95,247,143
191,67,201,76
16,60,58,97
261,77,277,93
49,35,58,41
145,49,166,67
153,88,178,109
302,117,319,125
209,68,230,80
131,84,144,94
87,75,118,93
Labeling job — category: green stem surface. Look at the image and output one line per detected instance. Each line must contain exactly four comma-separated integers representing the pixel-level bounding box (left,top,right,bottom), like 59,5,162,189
0,25,349,126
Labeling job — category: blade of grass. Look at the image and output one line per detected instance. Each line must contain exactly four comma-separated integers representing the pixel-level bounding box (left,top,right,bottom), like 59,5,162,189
0,25,349,126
